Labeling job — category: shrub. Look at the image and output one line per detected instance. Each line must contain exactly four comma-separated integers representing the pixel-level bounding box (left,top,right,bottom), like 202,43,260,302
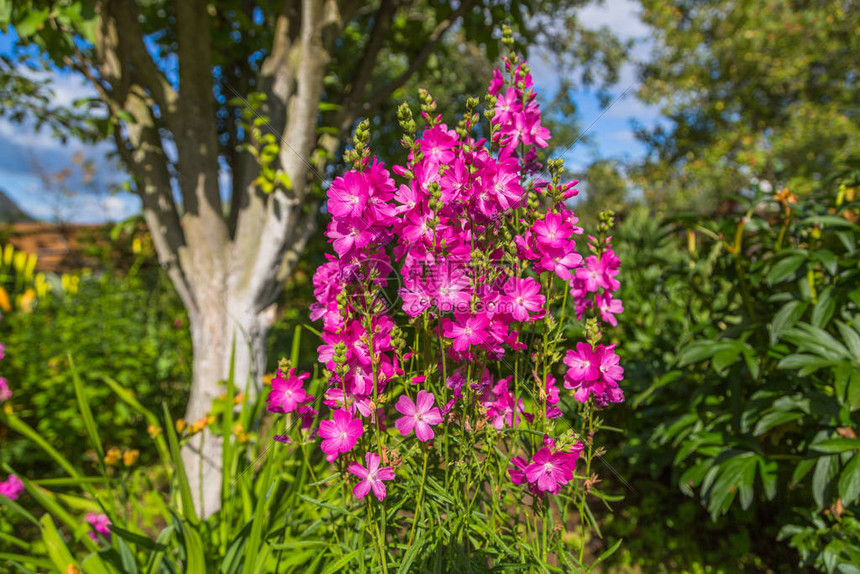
608,179,860,571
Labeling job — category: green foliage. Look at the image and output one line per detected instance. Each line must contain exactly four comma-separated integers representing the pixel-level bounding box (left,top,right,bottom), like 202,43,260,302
0,247,191,480
604,175,860,571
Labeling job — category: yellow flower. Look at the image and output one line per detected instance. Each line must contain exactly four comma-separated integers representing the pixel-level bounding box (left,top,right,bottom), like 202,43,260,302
18,289,35,312
147,424,162,438
123,449,140,467
104,447,122,466
3,244,14,266
175,419,187,433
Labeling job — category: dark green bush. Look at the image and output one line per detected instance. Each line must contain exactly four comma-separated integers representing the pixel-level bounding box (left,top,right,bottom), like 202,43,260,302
602,178,860,572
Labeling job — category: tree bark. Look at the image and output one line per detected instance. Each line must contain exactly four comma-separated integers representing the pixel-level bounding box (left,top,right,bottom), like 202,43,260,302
181,292,273,518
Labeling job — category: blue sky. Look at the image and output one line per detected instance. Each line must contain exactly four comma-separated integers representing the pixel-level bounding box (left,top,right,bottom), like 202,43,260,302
0,0,661,223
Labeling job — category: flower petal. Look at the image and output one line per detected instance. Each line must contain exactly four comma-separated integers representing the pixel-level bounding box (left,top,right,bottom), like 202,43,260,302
415,390,435,413
353,480,371,499
395,394,417,416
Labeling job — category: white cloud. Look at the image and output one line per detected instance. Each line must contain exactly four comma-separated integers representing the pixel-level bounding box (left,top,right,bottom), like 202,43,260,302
577,0,650,40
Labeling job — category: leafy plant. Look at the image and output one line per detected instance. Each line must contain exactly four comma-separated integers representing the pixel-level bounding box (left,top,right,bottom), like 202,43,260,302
611,177,860,571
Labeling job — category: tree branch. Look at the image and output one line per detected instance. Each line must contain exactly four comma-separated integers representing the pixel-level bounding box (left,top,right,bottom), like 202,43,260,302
112,94,197,315
336,0,399,130
174,0,225,221
110,0,179,120
363,0,476,113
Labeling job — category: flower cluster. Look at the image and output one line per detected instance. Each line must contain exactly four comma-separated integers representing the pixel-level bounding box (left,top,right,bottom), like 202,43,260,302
276,48,626,505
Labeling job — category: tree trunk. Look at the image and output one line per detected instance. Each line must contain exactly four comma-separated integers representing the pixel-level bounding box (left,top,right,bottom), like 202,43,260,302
181,293,273,518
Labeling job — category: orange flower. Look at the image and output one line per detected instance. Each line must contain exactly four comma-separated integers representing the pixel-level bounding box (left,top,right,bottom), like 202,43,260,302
123,449,140,467
191,417,208,434
104,447,121,466
147,424,162,438
175,419,187,433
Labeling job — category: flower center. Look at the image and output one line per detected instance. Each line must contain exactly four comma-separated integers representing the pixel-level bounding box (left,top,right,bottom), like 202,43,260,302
543,462,555,474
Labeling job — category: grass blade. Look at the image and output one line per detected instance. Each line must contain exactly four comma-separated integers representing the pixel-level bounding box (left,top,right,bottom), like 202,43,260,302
162,403,198,524
69,354,104,460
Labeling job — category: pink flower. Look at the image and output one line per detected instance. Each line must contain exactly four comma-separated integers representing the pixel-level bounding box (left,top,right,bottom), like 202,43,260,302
532,211,574,250
318,409,364,461
0,377,10,402
494,87,523,126
266,369,309,414
489,69,504,95
0,342,5,360
395,390,443,441
537,247,583,281
576,255,617,293
328,171,370,218
85,513,112,542
502,276,545,322
0,474,24,500
442,313,489,352
507,456,529,485
597,344,624,386
596,292,624,326
563,343,599,384
524,447,574,493
348,452,395,500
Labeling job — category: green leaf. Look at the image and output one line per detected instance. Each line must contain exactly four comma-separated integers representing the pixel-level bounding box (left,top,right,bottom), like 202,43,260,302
594,538,623,564
320,549,362,574
770,300,808,345
144,526,175,574
240,460,275,574
174,513,206,574
753,411,803,436
758,459,778,500
812,455,839,509
839,453,860,505
767,254,806,285
40,514,80,574
802,215,859,229
792,458,817,486
108,524,167,552
836,321,860,360
0,552,53,570
113,534,140,574
814,249,839,275
162,403,198,524
15,8,48,37
70,355,105,460
810,438,860,454
777,353,834,375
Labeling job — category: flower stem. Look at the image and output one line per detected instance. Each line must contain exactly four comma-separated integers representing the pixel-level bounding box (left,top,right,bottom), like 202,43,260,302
407,448,429,547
